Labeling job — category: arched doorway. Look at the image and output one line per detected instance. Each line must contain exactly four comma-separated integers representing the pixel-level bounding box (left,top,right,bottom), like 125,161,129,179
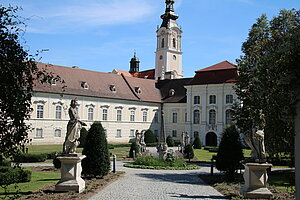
206,132,217,146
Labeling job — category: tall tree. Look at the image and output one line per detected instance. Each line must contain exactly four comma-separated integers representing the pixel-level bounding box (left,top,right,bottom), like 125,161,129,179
0,6,61,161
234,9,300,158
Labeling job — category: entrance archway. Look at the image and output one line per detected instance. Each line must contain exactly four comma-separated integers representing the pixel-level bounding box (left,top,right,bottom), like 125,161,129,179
205,132,217,146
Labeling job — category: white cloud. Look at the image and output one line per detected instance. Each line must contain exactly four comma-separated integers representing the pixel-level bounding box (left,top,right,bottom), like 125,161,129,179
15,0,157,34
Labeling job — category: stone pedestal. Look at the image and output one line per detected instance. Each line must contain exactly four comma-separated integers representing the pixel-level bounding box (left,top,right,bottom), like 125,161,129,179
55,154,86,193
241,163,273,199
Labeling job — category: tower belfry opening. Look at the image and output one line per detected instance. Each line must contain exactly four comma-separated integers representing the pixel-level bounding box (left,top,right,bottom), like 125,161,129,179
155,0,183,80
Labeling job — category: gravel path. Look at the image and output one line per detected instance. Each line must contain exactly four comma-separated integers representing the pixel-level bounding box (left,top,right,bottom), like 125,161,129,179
89,161,226,200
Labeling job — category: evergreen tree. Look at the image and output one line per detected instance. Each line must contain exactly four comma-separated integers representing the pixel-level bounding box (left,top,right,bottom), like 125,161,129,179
78,127,88,148
234,9,300,158
184,144,194,159
82,122,110,177
0,6,61,161
193,136,202,149
216,125,244,181
144,129,157,144
129,142,140,158
166,135,174,147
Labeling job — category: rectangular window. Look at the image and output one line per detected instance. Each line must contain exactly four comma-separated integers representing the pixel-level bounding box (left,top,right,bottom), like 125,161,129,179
185,112,187,122
194,96,200,104
37,105,44,118
36,128,43,138
209,95,216,104
102,109,108,121
117,110,122,121
172,112,178,123
143,111,147,122
116,129,122,138
172,130,177,137
130,110,135,122
88,107,94,121
130,129,135,137
54,129,61,137
154,112,159,123
55,105,62,119
226,94,233,104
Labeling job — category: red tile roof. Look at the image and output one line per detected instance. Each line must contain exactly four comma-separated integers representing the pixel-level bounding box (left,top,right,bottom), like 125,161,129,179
187,61,238,85
33,63,162,103
113,69,155,79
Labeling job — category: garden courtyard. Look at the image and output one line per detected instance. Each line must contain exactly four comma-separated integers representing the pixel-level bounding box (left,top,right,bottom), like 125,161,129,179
0,144,295,200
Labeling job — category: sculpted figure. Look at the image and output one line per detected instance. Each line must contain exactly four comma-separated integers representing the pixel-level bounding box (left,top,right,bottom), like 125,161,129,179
181,132,186,147
245,128,266,162
63,99,86,154
135,130,146,152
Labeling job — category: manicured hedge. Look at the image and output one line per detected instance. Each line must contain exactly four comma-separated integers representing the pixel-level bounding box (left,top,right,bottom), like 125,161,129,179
0,167,31,186
13,153,47,163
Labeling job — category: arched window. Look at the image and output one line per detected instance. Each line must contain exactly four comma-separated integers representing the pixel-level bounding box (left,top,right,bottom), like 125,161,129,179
206,132,217,146
159,55,163,60
88,107,94,121
173,38,176,48
55,105,62,119
161,38,165,48
209,109,216,124
225,109,232,125
193,110,200,124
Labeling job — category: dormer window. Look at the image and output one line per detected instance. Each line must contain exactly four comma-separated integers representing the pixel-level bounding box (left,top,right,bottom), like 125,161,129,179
81,82,89,89
169,89,175,96
110,85,116,92
135,87,141,94
50,78,56,85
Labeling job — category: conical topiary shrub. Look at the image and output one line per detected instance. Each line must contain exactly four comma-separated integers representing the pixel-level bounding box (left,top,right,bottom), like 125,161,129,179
166,135,174,147
216,125,244,181
184,144,194,159
82,122,110,177
129,142,140,158
193,136,202,149
78,127,88,148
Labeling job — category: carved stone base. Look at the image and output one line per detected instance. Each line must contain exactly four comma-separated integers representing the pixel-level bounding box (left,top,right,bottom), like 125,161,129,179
55,154,86,193
241,163,273,199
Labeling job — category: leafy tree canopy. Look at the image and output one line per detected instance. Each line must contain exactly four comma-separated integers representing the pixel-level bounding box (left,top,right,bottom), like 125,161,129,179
234,9,300,157
0,6,61,160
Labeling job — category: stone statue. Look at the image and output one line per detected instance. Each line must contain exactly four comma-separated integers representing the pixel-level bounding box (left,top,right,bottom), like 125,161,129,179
63,98,86,154
244,128,266,162
135,130,146,152
181,132,186,147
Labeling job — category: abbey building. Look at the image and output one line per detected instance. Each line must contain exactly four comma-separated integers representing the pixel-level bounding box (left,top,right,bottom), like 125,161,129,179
29,0,237,146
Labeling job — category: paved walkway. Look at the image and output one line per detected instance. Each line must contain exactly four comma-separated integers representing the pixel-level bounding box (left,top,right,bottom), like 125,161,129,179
89,161,226,200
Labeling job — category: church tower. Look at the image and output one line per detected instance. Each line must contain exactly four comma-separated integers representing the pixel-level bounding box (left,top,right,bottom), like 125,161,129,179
155,0,183,80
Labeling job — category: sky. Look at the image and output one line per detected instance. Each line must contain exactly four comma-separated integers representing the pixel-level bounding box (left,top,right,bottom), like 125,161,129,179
2,0,300,77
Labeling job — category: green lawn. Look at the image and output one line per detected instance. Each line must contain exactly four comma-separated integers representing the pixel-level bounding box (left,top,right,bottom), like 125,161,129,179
0,168,60,199
194,149,251,162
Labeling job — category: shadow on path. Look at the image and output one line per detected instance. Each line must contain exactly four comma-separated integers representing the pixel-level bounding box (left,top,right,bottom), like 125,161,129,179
169,193,226,199
136,172,206,185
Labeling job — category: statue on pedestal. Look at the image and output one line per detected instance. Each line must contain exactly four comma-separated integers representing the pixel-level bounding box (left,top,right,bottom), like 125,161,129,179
63,98,86,155
180,132,190,152
244,127,266,162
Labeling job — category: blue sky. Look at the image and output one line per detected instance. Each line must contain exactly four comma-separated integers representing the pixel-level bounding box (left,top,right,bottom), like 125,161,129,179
2,0,300,77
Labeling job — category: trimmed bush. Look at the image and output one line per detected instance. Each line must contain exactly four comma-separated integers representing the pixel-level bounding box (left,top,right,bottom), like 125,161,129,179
144,130,156,144
52,152,63,169
193,136,202,149
78,127,88,148
82,122,110,177
184,144,194,159
13,153,47,163
0,167,31,186
129,142,140,158
216,125,244,181
0,159,11,167
166,135,174,147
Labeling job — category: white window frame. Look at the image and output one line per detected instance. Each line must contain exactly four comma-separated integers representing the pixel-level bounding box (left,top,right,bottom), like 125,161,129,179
35,128,43,138
130,110,135,122
226,94,233,104
54,129,61,137
172,112,178,123
143,111,147,122
88,107,94,121
55,105,62,119
193,109,200,124
37,104,44,119
116,129,122,138
209,95,216,104
194,96,200,104
209,109,216,125
172,130,177,137
117,110,122,121
102,108,108,121
225,109,232,125
130,129,135,137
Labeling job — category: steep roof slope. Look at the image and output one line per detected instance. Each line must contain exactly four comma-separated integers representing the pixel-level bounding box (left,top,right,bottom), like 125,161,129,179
187,61,238,85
